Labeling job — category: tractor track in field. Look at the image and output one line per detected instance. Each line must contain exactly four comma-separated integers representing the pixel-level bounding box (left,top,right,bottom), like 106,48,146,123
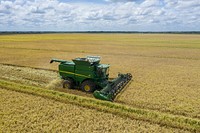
0,63,200,120
1,46,200,60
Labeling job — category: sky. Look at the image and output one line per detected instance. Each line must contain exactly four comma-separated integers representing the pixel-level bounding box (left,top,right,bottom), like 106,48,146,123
0,0,199,31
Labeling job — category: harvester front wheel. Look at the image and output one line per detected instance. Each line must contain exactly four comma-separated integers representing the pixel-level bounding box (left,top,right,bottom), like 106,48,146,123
63,79,74,89
81,80,96,92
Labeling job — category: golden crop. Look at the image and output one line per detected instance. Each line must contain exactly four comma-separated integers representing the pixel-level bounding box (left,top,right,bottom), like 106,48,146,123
0,33,200,132
0,80,197,132
2,88,187,133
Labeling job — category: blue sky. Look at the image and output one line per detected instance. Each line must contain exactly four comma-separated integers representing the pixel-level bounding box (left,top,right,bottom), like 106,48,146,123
0,0,199,31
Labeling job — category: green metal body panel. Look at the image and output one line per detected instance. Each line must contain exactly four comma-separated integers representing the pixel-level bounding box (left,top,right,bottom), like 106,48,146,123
93,73,129,101
59,62,75,80
50,56,132,101
51,57,109,87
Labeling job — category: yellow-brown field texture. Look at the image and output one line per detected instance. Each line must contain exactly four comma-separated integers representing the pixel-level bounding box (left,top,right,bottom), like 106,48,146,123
0,34,200,131
0,88,188,133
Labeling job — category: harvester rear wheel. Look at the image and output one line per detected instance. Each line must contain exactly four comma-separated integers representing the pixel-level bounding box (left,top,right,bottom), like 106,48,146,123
81,80,96,92
63,79,74,89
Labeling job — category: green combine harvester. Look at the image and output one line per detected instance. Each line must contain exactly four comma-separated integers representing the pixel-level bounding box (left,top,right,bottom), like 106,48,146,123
50,56,132,101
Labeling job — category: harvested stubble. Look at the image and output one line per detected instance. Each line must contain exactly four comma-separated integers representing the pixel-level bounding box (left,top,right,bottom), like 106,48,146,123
0,64,92,98
0,63,57,87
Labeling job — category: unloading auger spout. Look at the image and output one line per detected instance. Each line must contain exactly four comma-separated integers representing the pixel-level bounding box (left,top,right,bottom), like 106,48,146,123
93,73,132,101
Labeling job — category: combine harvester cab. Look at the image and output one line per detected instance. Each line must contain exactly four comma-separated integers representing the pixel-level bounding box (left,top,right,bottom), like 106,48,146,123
50,56,132,101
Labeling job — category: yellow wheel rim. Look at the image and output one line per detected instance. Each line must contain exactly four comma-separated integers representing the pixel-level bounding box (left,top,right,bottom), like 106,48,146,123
84,85,90,91
66,84,69,88
64,83,69,88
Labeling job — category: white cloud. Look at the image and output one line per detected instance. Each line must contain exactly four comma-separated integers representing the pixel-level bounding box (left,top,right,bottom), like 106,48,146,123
141,0,161,7
104,0,125,1
0,0,199,31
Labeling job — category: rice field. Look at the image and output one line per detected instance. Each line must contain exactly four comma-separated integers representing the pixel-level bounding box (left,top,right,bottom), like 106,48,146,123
1,88,191,133
0,33,200,132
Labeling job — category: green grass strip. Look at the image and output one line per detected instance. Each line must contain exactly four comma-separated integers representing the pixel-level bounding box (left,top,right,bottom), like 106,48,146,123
0,79,199,132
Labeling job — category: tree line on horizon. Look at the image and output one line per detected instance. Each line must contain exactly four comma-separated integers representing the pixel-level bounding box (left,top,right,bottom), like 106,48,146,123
0,31,199,35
